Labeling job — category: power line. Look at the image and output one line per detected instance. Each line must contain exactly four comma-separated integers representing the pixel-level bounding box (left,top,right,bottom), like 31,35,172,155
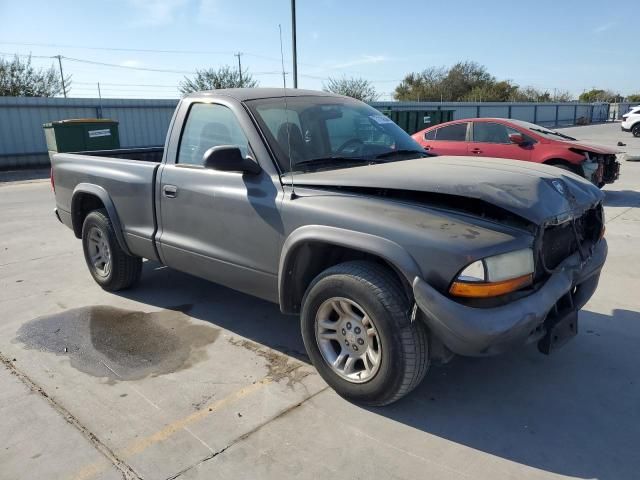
0,40,381,75
73,81,178,88
0,51,285,76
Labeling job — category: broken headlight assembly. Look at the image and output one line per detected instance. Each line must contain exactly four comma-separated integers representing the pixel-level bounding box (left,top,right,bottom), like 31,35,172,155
449,248,535,298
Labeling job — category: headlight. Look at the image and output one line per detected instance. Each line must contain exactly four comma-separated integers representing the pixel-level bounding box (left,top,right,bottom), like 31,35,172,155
450,248,534,298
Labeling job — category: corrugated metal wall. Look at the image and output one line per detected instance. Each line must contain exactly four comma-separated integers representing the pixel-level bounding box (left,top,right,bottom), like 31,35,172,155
370,101,609,127
0,97,178,169
0,96,613,169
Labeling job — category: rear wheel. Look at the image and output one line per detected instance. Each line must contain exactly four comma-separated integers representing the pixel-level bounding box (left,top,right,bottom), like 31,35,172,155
301,261,429,406
81,209,142,291
633,124,640,138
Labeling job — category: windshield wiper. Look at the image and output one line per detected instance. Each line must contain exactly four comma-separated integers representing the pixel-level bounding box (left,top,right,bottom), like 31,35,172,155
530,128,576,141
373,149,430,159
292,156,384,171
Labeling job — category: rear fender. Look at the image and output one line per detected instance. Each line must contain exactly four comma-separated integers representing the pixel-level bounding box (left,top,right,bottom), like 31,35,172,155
71,183,132,255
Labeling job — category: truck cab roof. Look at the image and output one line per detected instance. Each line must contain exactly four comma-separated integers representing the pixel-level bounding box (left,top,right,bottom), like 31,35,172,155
184,88,340,102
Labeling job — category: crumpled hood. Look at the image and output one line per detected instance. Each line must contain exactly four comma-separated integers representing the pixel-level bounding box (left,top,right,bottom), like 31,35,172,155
285,156,604,225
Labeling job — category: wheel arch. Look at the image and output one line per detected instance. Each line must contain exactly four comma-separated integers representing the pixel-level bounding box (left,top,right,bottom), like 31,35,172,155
71,183,132,255
278,225,422,315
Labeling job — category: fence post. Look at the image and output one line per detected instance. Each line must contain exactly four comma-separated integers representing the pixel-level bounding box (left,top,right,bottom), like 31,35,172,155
508,104,512,119
476,105,480,118
533,105,537,124
554,105,559,127
573,105,578,125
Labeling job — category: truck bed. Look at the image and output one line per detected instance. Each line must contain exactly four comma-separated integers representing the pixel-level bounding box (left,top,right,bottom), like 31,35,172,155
71,147,164,163
51,149,162,262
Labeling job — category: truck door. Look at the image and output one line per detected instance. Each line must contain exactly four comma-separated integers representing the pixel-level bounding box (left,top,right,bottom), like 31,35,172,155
157,101,283,302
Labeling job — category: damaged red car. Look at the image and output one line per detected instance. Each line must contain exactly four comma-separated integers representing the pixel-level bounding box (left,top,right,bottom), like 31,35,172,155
412,118,620,187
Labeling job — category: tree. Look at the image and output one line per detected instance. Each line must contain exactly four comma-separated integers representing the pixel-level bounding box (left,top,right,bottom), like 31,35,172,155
553,90,574,102
626,93,640,103
461,81,519,102
579,89,621,103
323,76,378,101
441,61,495,101
179,66,257,95
394,60,577,103
394,66,447,101
394,61,497,101
512,86,552,102
0,54,69,97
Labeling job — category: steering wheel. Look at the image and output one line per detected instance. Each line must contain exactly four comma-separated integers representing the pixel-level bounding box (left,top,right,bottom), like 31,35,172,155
336,138,364,155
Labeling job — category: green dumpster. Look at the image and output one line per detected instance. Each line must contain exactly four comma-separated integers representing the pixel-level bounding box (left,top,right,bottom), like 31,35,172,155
375,108,455,135
43,118,120,153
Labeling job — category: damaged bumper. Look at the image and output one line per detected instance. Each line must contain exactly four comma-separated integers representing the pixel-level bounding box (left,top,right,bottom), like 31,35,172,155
413,239,607,356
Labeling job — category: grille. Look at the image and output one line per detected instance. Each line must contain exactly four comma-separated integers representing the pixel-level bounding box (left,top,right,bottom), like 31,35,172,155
540,205,602,271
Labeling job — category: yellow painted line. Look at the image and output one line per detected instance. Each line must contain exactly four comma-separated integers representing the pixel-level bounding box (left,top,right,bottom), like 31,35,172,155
123,378,270,457
71,377,271,480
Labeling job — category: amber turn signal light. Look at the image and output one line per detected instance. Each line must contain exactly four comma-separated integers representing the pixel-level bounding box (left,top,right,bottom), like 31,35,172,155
449,274,533,298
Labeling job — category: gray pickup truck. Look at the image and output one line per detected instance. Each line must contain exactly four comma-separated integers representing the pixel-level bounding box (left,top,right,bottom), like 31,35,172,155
51,88,607,405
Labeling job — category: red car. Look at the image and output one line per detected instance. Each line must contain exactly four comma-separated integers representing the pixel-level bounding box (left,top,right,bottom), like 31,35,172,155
412,118,620,187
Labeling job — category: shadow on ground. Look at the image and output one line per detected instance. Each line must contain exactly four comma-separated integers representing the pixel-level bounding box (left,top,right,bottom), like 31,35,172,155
604,189,640,207
119,262,639,479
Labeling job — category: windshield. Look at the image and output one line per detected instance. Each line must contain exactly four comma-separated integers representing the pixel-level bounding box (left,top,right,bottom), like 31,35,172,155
246,96,428,173
509,119,577,141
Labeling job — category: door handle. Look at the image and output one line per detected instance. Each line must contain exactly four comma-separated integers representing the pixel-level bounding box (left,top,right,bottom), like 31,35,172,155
163,185,178,198
423,145,431,151
471,148,482,154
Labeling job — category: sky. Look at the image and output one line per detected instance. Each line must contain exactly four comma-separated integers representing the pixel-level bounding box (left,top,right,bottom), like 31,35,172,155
0,0,637,100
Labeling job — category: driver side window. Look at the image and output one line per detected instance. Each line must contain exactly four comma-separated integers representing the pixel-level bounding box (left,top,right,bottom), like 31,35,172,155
178,103,249,166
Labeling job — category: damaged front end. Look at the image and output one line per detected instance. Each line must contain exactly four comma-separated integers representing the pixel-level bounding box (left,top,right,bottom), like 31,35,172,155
415,192,607,358
571,148,620,186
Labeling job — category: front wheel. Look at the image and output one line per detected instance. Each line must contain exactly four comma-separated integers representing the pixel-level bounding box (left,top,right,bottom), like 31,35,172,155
633,124,640,138
301,261,429,406
81,209,142,291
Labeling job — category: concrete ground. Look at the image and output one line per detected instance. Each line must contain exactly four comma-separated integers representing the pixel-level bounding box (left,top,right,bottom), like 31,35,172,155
1,122,639,480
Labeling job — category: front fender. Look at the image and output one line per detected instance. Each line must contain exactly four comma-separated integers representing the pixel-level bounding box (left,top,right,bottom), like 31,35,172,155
278,225,422,313
71,183,132,255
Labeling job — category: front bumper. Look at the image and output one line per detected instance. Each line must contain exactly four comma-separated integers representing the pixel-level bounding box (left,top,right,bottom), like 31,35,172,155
413,239,607,356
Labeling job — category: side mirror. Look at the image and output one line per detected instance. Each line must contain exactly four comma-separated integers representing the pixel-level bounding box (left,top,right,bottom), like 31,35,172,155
203,145,261,175
509,133,525,145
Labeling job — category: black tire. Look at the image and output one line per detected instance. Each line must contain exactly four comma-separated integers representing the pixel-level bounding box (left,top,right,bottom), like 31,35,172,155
81,209,142,291
633,124,640,138
301,261,429,406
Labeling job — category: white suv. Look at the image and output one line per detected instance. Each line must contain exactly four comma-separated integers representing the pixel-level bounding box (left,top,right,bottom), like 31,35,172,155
622,106,640,137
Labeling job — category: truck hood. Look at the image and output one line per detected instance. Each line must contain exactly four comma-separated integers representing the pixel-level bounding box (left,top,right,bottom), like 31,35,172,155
284,156,604,226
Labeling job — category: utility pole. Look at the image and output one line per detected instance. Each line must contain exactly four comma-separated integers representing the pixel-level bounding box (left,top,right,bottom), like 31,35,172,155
291,0,298,88
55,55,67,98
234,52,243,85
97,82,103,118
